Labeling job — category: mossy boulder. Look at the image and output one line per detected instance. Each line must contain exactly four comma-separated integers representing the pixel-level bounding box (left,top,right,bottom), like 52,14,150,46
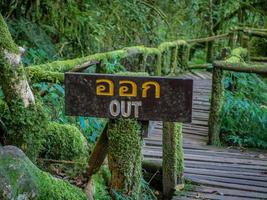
42,122,89,162
0,145,87,200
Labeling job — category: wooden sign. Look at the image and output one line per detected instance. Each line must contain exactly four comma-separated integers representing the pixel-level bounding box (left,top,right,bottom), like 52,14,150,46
65,73,193,122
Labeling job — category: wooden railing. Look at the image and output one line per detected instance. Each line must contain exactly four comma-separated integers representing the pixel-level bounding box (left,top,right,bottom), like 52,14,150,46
208,61,267,145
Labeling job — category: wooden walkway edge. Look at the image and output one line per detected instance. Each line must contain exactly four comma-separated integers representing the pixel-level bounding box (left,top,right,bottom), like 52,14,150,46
143,71,267,200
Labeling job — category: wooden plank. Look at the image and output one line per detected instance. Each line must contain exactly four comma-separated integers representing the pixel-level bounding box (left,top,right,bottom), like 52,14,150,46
184,160,267,173
144,151,267,168
186,174,267,188
181,192,263,200
185,168,267,181
192,185,267,199
184,154,267,166
186,176,267,193
144,146,266,160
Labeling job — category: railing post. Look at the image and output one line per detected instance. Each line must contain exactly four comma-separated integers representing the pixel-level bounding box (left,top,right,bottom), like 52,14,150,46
208,64,224,145
163,122,184,199
108,119,142,199
228,32,235,49
155,54,162,76
206,41,214,63
170,46,178,74
139,53,147,72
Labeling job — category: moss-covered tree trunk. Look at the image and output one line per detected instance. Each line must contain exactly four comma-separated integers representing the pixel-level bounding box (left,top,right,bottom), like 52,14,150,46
107,119,142,199
208,66,224,145
0,13,48,159
208,48,248,145
0,14,34,107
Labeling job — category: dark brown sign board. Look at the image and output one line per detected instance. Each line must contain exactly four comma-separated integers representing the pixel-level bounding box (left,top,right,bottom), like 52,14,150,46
65,73,193,122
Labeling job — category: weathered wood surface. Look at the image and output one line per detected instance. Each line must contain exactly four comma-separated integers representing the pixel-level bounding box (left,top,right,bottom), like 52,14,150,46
143,71,267,200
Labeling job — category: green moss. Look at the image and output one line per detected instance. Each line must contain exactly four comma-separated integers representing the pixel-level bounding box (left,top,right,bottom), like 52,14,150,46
170,46,178,74
28,49,128,73
38,171,86,200
0,14,18,53
163,122,184,191
208,67,224,146
175,123,184,179
0,98,8,118
43,122,89,163
116,71,149,76
26,68,64,84
26,40,189,78
158,40,187,52
0,146,87,200
92,165,112,200
177,43,189,71
107,119,142,199
2,99,48,160
124,46,160,56
226,47,248,63
155,54,162,76
209,48,248,145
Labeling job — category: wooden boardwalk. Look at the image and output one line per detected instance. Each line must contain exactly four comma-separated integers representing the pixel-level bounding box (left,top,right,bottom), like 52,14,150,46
143,71,267,200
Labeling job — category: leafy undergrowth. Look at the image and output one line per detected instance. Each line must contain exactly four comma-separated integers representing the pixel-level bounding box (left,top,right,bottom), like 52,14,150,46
221,72,267,149
174,179,196,198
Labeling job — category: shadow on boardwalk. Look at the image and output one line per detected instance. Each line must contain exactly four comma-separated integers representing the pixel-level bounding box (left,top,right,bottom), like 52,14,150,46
143,71,267,200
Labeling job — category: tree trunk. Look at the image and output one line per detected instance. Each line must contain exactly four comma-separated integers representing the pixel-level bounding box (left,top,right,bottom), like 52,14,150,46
0,14,48,160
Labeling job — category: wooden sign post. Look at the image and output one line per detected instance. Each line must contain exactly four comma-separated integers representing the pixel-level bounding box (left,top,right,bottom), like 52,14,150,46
65,72,193,199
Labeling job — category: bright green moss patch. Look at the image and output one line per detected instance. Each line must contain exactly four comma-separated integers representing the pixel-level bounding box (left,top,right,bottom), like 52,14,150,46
2,99,48,161
43,122,89,163
226,47,248,63
108,119,142,199
26,68,64,84
0,14,18,54
116,71,149,76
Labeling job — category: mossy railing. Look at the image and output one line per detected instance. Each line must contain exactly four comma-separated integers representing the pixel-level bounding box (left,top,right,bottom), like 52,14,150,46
25,27,267,85
208,60,267,145
26,40,189,84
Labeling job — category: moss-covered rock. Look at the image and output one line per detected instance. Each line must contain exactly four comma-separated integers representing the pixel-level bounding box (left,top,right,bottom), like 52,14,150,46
43,122,89,162
0,145,87,200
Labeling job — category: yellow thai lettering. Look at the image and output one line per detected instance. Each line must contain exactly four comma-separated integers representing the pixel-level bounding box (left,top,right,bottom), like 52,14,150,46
119,80,137,97
142,81,160,98
96,79,114,96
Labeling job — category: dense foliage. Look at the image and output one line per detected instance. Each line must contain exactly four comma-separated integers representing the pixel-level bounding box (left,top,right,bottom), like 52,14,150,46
1,0,266,65
221,72,267,148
